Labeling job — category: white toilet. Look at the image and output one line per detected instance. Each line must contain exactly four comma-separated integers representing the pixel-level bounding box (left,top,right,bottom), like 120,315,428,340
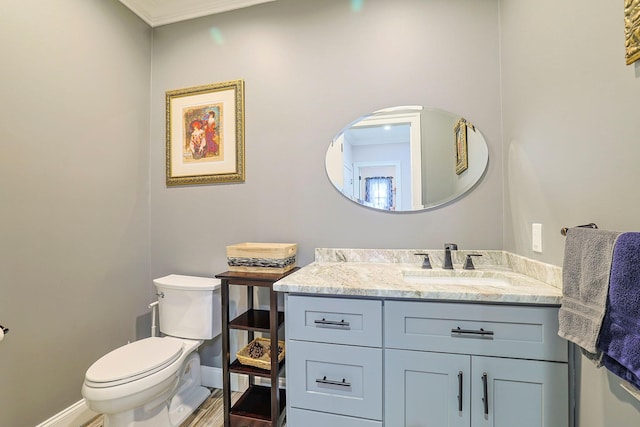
82,274,222,427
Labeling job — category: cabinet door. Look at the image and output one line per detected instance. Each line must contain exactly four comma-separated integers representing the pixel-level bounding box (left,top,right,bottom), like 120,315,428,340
385,349,471,427
471,356,568,427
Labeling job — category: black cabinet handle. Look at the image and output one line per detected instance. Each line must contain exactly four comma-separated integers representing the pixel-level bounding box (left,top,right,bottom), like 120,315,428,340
451,327,494,337
482,372,489,416
314,318,350,328
316,376,351,387
458,371,463,412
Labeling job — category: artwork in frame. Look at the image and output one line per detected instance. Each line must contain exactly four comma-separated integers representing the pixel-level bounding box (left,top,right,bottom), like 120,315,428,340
625,0,640,65
454,117,474,175
166,80,245,186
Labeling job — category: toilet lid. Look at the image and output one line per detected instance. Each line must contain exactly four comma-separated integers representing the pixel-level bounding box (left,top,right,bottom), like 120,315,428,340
86,337,183,385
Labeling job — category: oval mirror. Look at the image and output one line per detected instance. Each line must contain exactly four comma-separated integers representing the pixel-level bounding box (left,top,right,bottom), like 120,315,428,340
325,106,489,212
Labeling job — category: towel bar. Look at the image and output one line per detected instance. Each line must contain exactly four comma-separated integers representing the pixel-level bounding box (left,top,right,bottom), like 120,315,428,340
620,381,640,402
560,223,598,236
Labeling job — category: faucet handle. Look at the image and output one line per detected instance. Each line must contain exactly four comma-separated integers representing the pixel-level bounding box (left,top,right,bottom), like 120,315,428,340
464,254,483,270
414,253,432,269
444,243,458,251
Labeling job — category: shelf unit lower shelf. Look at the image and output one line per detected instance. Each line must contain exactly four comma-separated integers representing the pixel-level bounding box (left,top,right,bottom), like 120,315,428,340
230,385,286,427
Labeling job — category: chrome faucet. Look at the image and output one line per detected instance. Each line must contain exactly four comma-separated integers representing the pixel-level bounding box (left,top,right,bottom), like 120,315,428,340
443,243,458,269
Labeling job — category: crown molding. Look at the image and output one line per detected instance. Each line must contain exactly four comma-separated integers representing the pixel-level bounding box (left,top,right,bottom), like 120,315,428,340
119,0,277,27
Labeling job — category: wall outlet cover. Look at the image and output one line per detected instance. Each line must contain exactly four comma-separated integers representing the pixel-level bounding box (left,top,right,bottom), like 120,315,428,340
532,223,543,253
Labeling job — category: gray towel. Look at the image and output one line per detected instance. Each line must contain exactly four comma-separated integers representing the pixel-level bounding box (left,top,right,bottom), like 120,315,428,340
558,227,621,359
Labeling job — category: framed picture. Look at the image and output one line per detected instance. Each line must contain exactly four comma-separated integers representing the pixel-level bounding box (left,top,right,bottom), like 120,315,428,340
454,117,469,175
166,80,245,186
625,0,640,65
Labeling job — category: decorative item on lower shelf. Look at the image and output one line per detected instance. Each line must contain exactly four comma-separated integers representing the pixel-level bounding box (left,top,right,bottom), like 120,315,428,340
237,337,285,370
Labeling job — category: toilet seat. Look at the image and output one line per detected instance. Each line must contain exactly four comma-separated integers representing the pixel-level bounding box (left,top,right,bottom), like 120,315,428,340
85,337,184,388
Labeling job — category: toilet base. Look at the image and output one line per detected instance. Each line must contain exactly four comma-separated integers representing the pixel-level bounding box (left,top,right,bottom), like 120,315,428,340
101,351,211,427
168,385,211,426
103,403,170,427
169,352,211,425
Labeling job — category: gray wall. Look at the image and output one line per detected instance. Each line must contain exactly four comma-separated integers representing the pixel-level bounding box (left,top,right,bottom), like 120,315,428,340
149,0,503,367
500,0,640,424
0,1,152,425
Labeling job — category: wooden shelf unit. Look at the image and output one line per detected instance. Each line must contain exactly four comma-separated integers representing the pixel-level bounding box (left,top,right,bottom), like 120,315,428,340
216,269,298,427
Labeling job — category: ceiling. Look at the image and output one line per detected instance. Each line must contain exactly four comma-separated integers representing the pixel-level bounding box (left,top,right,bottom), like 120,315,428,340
345,125,411,146
119,0,277,27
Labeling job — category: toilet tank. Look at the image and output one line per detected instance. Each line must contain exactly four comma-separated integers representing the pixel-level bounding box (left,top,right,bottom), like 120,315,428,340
153,274,222,340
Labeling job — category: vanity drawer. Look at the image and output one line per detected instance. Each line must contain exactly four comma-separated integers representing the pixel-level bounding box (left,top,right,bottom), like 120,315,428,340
286,295,382,347
287,408,382,427
287,340,383,420
385,301,567,362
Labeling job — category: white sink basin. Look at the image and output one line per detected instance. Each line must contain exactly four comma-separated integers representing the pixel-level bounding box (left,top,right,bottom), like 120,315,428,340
402,271,511,287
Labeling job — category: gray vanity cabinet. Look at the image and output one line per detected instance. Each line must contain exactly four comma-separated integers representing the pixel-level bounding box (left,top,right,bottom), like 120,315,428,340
284,296,569,427
384,301,569,427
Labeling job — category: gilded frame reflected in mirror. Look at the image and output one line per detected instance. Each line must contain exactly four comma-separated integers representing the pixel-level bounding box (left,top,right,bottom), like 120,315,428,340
325,106,489,212
454,117,474,175
625,0,640,65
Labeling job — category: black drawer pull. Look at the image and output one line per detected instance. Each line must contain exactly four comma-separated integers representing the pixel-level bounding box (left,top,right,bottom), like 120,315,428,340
314,318,350,328
316,376,351,387
482,372,489,415
451,327,494,337
458,371,463,412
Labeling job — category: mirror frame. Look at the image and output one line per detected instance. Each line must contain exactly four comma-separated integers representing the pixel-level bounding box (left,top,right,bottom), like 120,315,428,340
326,106,489,212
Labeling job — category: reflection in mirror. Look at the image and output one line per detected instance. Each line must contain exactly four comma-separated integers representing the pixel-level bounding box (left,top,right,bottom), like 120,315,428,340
326,106,489,212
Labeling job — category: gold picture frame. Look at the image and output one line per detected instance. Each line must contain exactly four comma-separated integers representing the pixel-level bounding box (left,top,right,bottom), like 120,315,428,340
454,117,474,175
166,80,245,186
625,0,640,65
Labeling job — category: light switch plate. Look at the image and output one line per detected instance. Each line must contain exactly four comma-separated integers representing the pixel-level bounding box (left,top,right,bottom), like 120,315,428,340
532,223,543,253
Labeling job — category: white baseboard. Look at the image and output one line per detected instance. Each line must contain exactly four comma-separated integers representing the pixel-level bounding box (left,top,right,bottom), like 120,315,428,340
34,399,98,427
37,366,266,427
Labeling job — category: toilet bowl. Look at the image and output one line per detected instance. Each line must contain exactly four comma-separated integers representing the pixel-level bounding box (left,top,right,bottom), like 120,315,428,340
82,275,221,427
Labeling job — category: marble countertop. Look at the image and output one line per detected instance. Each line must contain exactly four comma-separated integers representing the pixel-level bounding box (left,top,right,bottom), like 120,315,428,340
273,249,563,305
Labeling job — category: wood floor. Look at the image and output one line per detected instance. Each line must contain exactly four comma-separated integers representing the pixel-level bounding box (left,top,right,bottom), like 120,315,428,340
82,388,242,427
